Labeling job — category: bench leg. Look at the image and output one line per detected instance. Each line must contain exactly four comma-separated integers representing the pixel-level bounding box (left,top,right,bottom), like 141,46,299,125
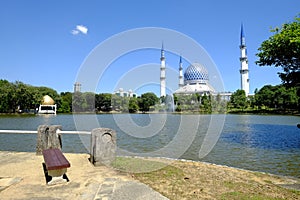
47,168,68,185
47,175,68,185
42,163,69,185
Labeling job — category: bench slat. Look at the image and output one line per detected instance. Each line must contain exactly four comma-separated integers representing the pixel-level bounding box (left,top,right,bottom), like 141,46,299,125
42,148,70,170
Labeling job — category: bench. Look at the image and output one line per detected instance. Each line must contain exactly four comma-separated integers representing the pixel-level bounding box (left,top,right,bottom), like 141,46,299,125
42,148,71,185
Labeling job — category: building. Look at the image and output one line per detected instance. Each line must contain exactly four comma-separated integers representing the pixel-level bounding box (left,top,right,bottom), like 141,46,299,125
159,44,215,96
38,95,57,114
160,43,166,97
159,24,250,98
239,24,250,96
174,62,215,95
114,88,137,97
74,82,81,93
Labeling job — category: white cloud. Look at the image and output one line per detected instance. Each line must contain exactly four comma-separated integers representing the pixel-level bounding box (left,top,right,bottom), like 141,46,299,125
71,29,80,35
71,25,88,35
76,25,88,34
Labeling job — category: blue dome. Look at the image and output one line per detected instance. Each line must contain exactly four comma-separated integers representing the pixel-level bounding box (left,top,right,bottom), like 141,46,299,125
184,63,209,84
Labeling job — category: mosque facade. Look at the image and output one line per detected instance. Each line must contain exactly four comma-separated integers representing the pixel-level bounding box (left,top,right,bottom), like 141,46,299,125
159,44,216,97
159,25,249,97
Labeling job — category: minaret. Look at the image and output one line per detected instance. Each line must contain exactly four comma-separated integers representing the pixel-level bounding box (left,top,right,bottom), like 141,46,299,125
239,24,249,96
178,56,184,88
160,43,166,97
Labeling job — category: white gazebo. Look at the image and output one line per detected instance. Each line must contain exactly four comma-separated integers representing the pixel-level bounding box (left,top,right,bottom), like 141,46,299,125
38,95,57,114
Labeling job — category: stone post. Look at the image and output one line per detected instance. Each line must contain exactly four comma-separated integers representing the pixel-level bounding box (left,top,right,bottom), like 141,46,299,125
90,128,116,166
36,125,48,155
36,125,62,155
48,125,62,149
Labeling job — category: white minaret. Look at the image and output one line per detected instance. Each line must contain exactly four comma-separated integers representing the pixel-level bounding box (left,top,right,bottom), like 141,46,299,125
239,24,250,96
160,43,166,97
179,56,184,88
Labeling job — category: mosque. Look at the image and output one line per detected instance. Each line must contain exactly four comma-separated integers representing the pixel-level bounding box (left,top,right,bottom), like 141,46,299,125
74,25,249,99
159,25,250,98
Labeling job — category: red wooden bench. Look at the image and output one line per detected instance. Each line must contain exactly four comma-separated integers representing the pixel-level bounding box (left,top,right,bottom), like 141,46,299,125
42,148,71,185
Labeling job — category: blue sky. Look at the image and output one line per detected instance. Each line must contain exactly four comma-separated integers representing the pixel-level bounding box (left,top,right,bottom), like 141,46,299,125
0,0,298,95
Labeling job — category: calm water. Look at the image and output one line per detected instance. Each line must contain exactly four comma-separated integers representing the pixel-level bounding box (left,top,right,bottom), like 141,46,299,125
0,114,299,178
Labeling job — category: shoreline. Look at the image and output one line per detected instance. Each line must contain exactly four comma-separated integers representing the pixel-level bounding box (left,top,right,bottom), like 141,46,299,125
0,110,299,116
119,155,300,180
1,150,300,182
1,149,300,180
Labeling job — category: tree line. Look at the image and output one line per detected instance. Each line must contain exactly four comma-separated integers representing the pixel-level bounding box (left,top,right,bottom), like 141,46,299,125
0,79,298,114
228,86,299,113
0,79,160,113
0,80,60,113
72,91,159,113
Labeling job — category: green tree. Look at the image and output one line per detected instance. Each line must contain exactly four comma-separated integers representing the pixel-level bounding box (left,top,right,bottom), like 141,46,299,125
284,87,299,109
95,93,103,111
139,92,159,112
175,104,182,112
72,92,86,112
95,93,112,112
32,86,59,110
256,16,300,87
0,80,15,112
211,94,227,113
254,85,275,109
0,80,61,113
229,89,247,110
14,81,34,111
83,92,95,112
59,92,72,113
111,94,121,111
254,84,299,111
272,85,298,110
128,98,139,113
200,94,212,113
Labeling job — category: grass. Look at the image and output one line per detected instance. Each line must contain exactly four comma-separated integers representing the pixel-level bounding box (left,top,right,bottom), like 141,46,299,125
112,156,168,173
221,192,286,200
112,157,300,200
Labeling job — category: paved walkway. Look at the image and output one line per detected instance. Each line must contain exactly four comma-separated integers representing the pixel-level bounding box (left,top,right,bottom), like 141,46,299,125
78,177,169,200
93,178,168,200
0,151,168,200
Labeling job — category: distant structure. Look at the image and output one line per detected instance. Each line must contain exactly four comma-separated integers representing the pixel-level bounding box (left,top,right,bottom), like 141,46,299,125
38,95,56,114
239,24,250,96
174,61,215,95
178,56,184,88
160,43,166,97
114,88,137,97
74,82,81,93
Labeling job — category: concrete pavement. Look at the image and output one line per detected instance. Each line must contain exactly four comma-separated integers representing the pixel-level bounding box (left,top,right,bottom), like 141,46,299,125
0,151,169,200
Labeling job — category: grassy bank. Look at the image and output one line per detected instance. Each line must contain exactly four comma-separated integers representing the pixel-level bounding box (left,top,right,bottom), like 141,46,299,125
227,107,300,115
112,157,300,200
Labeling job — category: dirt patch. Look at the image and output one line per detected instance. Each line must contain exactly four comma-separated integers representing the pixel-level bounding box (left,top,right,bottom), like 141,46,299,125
113,157,300,200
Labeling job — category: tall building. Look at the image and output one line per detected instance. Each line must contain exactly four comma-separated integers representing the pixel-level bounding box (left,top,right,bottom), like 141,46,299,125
178,56,184,88
74,82,81,93
239,24,250,96
160,43,166,97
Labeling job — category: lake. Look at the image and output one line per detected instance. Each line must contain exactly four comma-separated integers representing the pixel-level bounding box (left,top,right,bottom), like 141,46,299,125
0,113,299,178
